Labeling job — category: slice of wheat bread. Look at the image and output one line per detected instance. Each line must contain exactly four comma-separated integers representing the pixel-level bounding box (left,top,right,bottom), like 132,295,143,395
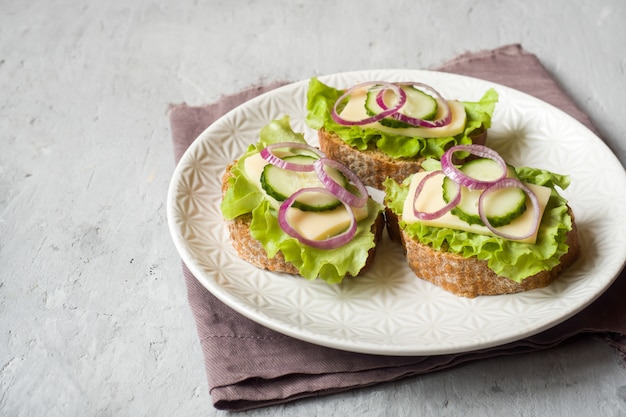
317,127,487,189
385,207,580,298
221,163,385,277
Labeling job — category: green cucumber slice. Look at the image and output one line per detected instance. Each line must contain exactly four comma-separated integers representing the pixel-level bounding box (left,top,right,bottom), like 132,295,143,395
365,85,437,128
260,155,347,212
479,183,528,227
457,157,507,182
442,159,527,227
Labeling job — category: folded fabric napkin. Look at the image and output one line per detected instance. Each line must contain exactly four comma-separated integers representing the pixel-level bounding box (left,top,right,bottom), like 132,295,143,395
168,44,626,412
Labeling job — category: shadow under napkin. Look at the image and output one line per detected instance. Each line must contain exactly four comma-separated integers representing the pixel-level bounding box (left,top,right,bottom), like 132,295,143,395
168,44,626,412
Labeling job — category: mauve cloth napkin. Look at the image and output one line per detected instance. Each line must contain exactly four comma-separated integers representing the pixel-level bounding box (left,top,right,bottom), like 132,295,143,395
168,44,626,411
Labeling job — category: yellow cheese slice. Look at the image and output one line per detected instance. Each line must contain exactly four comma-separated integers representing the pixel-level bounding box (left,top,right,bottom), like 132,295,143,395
286,204,369,241
402,171,552,244
243,152,369,241
244,152,272,191
339,86,467,138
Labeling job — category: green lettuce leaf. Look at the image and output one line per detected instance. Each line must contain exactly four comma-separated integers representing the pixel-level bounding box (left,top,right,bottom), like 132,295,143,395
306,77,499,160
221,116,308,219
220,115,384,284
383,167,573,283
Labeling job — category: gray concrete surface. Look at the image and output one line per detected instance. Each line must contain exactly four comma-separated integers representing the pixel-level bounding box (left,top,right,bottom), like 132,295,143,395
1,0,625,416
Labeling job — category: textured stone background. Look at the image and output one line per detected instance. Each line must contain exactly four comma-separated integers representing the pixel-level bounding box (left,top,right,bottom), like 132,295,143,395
1,0,625,416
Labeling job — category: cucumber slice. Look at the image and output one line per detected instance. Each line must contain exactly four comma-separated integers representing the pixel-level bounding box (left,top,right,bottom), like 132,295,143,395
442,159,527,227
260,155,347,212
365,84,437,128
457,157,507,182
480,183,528,227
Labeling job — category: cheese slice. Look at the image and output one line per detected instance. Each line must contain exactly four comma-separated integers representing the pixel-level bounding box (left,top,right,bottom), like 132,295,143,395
402,171,552,244
243,152,276,204
286,204,369,241
339,87,467,138
243,152,369,241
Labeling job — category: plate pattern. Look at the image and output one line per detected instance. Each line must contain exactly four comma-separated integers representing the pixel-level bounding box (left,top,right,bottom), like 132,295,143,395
168,70,626,355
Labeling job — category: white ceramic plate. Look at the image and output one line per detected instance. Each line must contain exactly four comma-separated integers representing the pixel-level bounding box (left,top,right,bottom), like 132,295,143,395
167,70,626,356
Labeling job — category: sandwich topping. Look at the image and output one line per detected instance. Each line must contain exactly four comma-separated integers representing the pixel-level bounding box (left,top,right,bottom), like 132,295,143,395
306,77,498,159
331,81,457,133
255,141,369,249
405,144,549,243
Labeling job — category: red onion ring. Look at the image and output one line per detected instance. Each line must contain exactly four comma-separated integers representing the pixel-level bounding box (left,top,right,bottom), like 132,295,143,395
278,187,357,250
441,144,507,190
313,158,368,208
412,170,461,220
377,82,452,128
260,142,325,172
331,81,407,126
478,178,541,241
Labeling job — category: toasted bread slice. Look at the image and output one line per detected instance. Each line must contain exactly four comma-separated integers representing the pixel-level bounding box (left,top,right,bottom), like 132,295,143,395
385,208,580,298
221,163,385,277
317,127,488,189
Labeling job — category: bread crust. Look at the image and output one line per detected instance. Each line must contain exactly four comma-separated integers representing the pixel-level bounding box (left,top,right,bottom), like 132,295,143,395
385,208,580,298
318,127,487,189
221,163,385,277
